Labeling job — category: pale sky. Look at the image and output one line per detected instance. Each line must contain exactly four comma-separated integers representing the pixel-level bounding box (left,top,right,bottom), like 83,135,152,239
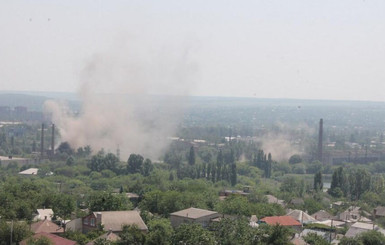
1,1,385,101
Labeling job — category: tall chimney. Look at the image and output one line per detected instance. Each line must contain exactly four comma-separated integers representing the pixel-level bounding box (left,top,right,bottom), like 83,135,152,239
318,119,323,162
51,124,55,157
41,123,45,158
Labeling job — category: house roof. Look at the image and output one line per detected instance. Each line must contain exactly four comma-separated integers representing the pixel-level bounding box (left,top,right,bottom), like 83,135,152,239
290,198,304,205
265,195,285,205
19,168,38,175
375,206,385,216
34,209,54,221
311,210,335,221
86,231,121,245
261,216,301,226
20,232,76,245
287,210,316,224
31,220,64,234
170,207,219,219
93,210,148,232
345,222,378,238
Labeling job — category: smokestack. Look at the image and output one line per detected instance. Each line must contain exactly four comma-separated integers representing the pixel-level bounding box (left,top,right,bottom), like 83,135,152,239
51,124,55,157
41,123,45,158
318,118,323,163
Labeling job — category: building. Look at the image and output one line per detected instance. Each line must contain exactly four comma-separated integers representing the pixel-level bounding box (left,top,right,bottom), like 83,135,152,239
374,206,385,218
260,216,302,232
170,207,221,228
311,210,335,221
82,210,148,234
345,222,383,238
265,194,285,206
30,219,64,234
18,168,39,176
20,232,76,245
286,210,316,224
86,230,121,245
33,208,54,221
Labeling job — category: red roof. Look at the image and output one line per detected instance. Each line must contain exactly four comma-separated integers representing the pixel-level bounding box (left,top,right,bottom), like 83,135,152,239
261,216,301,226
20,232,76,245
30,219,64,234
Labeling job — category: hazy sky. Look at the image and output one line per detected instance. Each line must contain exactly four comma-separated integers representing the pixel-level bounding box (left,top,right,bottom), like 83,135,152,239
1,1,385,101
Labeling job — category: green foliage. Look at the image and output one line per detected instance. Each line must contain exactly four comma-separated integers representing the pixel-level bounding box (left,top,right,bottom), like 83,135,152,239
0,220,31,244
188,146,196,165
314,171,323,191
145,218,174,245
303,233,329,245
127,154,144,174
289,154,302,164
88,192,133,212
172,223,215,245
119,224,146,245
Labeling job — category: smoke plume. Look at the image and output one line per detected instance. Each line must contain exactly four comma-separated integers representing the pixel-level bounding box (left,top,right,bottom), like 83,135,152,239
259,122,315,161
44,40,198,160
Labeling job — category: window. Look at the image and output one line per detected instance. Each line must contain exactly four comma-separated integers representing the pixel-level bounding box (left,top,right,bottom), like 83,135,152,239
83,218,88,225
90,218,95,226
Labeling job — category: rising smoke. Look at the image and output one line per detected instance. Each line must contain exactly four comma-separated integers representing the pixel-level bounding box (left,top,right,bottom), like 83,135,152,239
259,122,315,161
44,40,198,160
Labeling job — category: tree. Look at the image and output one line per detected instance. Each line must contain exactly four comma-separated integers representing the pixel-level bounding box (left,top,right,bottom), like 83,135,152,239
314,171,323,191
216,150,223,181
359,230,385,244
349,169,371,200
127,154,144,174
119,224,145,245
57,142,74,155
188,146,195,165
263,224,293,245
52,194,75,221
88,192,132,212
289,154,302,164
142,159,153,177
230,163,237,186
303,233,329,245
210,217,253,245
66,156,75,166
145,218,174,245
172,223,215,245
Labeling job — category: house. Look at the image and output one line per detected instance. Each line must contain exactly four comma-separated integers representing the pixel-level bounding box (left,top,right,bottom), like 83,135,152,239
345,222,384,238
30,219,64,234
86,230,121,245
66,218,82,232
260,216,302,232
19,168,38,176
249,215,258,228
314,219,346,229
311,210,335,221
170,207,221,228
20,232,76,245
33,208,54,221
287,210,316,224
265,195,285,206
337,206,372,223
289,198,304,206
82,210,147,234
374,206,385,218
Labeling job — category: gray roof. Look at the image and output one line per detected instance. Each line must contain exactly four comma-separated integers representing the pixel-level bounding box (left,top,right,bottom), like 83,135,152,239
287,209,316,224
345,222,377,238
170,207,218,219
19,168,38,175
375,206,385,217
311,210,335,221
94,211,147,232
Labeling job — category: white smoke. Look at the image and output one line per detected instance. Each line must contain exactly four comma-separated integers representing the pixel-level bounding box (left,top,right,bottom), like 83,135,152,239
260,122,315,161
44,39,198,160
